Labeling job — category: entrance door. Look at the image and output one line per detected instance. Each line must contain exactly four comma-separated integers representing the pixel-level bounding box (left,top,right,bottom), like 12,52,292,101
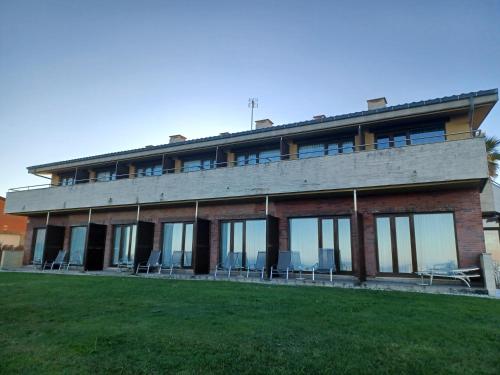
84,224,107,271
220,220,266,268
69,226,87,267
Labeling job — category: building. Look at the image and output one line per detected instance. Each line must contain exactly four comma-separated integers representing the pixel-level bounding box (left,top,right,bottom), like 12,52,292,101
4,89,499,281
0,197,27,248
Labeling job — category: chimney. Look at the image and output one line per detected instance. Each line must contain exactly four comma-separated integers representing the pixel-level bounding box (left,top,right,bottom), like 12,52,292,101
367,97,387,110
255,119,273,130
169,134,187,143
313,115,326,121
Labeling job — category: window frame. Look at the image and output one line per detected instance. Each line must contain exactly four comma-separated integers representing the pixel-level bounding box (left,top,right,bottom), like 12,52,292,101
374,212,460,276
111,223,137,267
182,158,215,172
287,215,354,274
31,227,47,263
296,136,356,159
159,220,194,268
375,124,446,150
234,146,281,166
219,218,267,268
68,225,88,266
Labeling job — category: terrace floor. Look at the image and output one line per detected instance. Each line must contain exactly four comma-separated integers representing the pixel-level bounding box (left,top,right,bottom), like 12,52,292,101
0,272,499,374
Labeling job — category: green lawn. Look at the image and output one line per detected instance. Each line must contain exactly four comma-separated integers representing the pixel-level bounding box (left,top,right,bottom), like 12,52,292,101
0,273,498,374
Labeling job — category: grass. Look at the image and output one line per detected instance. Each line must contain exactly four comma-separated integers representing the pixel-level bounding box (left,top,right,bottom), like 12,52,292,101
0,273,499,375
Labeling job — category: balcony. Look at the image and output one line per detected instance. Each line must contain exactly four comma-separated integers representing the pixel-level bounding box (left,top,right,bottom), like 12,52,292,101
5,137,488,214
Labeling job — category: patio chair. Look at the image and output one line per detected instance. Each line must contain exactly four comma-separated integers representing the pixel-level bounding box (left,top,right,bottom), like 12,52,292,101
312,248,336,282
162,250,183,276
42,250,67,271
136,250,161,274
117,258,134,271
214,252,241,279
416,262,481,287
270,251,303,280
245,251,266,279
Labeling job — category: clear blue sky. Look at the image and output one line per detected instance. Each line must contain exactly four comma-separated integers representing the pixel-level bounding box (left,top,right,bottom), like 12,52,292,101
1,0,499,196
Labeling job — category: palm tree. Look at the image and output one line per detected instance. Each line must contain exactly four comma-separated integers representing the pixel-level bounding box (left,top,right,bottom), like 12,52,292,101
485,135,500,178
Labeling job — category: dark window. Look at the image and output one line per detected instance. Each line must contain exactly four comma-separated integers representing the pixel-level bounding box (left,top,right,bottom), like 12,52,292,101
289,217,352,271
375,213,458,274
112,224,137,266
60,173,75,186
162,222,193,268
220,220,266,268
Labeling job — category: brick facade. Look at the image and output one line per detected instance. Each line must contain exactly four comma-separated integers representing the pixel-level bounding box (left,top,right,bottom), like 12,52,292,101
23,187,485,277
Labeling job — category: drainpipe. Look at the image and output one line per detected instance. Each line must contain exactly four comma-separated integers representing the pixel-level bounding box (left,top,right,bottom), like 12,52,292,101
468,96,475,136
136,205,140,222
88,208,92,224
265,195,269,215
45,211,50,226
195,201,199,219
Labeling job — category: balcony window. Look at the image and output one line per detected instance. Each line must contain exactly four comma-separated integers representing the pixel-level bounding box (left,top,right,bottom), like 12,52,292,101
183,159,214,172
375,213,458,274
60,174,75,186
112,224,137,266
410,129,445,145
341,141,354,154
69,226,87,265
137,164,163,177
162,222,193,267
298,144,325,159
220,220,266,267
96,170,117,182
375,124,445,149
289,216,352,271
258,149,280,163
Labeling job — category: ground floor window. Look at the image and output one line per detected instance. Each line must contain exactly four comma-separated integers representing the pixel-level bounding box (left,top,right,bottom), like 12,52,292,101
375,212,458,274
289,217,352,271
69,226,87,265
220,219,266,267
161,222,194,267
32,228,46,263
112,224,137,266
484,229,500,262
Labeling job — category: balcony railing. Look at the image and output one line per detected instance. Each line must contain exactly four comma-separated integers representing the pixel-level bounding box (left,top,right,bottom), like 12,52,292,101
8,130,481,192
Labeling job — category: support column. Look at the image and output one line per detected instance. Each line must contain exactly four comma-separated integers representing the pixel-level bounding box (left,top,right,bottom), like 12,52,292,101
352,190,366,282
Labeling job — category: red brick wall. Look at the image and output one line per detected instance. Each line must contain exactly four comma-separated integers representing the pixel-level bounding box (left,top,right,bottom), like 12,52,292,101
0,197,27,235
23,187,485,275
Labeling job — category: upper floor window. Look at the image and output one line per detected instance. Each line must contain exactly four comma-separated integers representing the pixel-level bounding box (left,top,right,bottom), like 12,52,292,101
60,174,75,186
376,126,445,149
96,170,116,182
183,159,215,172
137,163,162,177
298,138,355,159
235,149,280,165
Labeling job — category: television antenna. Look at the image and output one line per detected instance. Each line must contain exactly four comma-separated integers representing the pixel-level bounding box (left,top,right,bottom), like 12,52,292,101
248,98,258,130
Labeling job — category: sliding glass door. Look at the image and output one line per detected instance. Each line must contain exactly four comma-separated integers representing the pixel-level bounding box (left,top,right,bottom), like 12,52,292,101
32,228,47,263
112,224,137,266
289,217,352,271
69,226,87,266
220,220,266,267
375,213,458,274
161,222,193,268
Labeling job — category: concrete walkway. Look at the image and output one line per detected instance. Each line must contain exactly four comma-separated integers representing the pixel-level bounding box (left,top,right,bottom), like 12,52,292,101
0,266,492,298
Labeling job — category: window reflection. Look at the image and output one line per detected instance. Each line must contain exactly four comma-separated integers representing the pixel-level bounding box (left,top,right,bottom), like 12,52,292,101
69,226,87,265
414,213,457,271
113,224,137,266
376,217,393,272
338,219,352,271
290,218,318,268
220,220,266,267
395,217,412,273
298,144,324,159
162,222,193,267
410,129,445,145
32,228,46,263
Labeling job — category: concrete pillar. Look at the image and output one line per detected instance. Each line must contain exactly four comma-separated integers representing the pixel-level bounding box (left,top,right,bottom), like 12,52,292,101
364,131,375,150
51,174,60,186
480,253,497,296
227,151,235,167
89,170,96,183
288,142,298,160
174,159,182,173
128,164,136,179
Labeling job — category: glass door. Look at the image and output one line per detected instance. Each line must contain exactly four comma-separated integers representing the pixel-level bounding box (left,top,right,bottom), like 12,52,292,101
112,224,137,266
161,222,194,268
69,226,87,265
220,220,266,268
32,228,47,263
